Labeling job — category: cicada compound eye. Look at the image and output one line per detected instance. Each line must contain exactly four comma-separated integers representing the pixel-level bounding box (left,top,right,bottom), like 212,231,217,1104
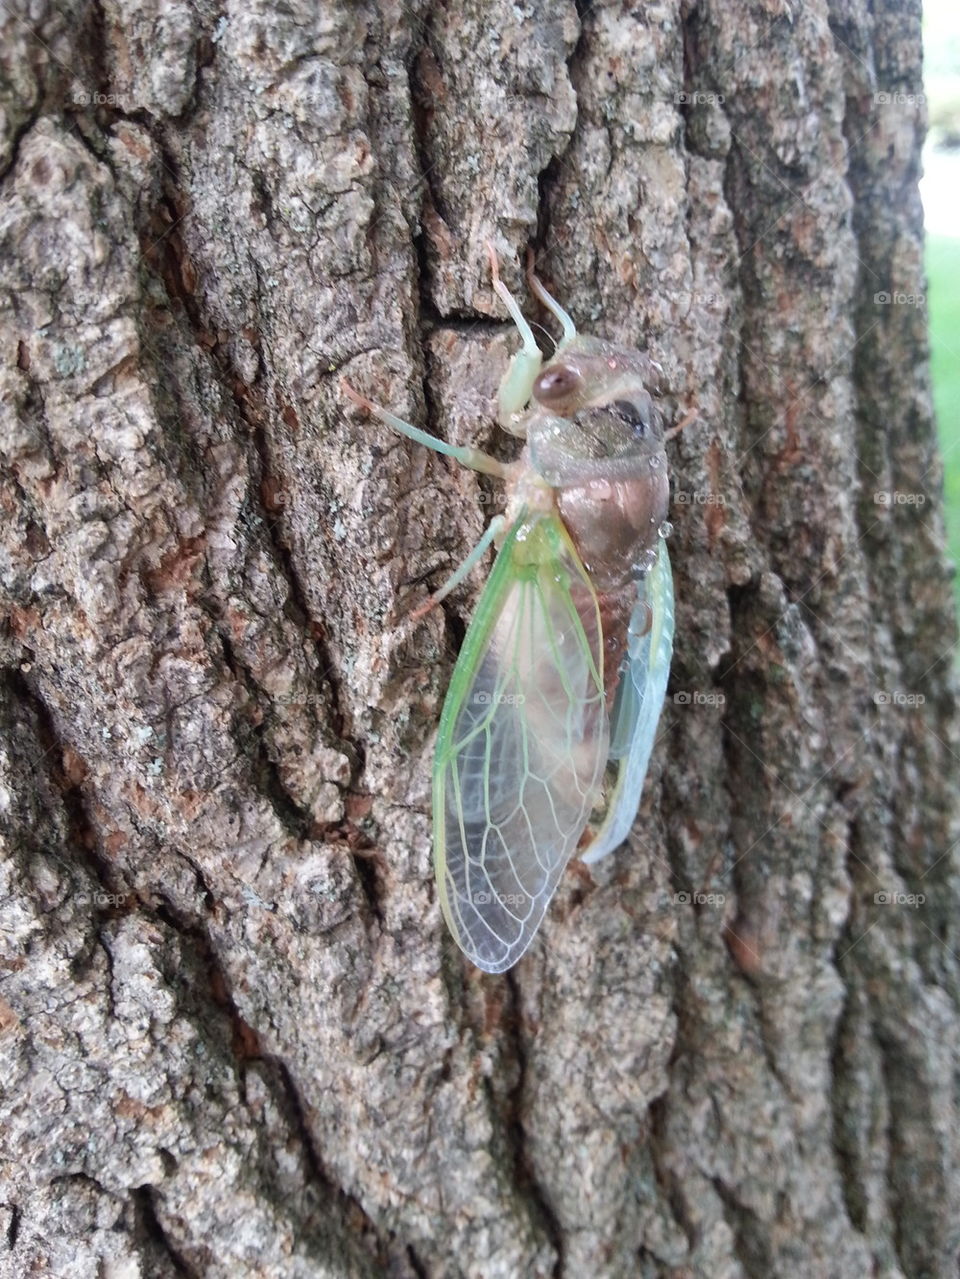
533,362,583,408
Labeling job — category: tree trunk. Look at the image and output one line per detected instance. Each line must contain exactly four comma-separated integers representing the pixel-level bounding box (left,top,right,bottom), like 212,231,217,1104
2,1,958,1276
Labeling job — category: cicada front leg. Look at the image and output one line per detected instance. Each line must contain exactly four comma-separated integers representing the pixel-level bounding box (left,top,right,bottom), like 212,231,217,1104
488,244,582,432
341,379,517,625
341,381,513,480
486,243,544,433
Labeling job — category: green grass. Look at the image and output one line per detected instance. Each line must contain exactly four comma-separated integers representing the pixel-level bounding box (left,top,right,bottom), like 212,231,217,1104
926,233,960,622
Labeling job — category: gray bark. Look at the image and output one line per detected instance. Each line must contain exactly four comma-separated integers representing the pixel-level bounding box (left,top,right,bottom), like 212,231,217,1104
1,0,958,1276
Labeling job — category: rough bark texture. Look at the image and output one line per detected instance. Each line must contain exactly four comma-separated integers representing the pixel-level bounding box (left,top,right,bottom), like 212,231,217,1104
1,0,958,1276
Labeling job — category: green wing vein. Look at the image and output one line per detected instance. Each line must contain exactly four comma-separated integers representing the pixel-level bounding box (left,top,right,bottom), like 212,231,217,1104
432,513,609,972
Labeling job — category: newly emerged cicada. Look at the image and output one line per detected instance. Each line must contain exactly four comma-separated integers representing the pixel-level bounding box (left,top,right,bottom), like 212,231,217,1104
343,249,679,973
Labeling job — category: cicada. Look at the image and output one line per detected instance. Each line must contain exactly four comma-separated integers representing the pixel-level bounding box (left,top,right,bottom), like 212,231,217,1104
343,249,678,973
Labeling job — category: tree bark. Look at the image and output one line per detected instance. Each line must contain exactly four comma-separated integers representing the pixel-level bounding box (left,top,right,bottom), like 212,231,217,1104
1,1,958,1276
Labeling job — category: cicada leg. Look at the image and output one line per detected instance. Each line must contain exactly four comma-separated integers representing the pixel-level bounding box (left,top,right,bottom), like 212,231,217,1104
486,243,543,432
341,381,514,480
664,406,699,443
525,248,577,351
410,515,508,621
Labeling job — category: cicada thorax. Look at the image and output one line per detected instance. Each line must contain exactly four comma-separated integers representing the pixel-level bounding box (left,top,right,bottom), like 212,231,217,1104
522,338,671,706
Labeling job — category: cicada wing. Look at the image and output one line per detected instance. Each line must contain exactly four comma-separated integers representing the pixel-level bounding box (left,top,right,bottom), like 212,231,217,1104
581,540,674,865
433,515,609,972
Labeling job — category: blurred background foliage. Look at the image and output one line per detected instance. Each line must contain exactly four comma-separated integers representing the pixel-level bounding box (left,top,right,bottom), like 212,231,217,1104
923,0,960,631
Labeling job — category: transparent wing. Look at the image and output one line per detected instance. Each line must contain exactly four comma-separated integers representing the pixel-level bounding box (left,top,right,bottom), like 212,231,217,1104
434,514,609,972
581,540,674,864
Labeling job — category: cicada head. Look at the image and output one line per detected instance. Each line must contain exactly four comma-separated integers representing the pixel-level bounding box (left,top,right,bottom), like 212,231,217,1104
523,338,671,592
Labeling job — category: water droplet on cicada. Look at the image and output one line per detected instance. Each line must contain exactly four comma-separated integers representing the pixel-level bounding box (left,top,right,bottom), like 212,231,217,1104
658,520,673,538
631,548,657,577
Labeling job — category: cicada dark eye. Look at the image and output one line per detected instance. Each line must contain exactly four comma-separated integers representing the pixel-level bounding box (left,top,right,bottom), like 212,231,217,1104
533,363,583,406
612,398,650,437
